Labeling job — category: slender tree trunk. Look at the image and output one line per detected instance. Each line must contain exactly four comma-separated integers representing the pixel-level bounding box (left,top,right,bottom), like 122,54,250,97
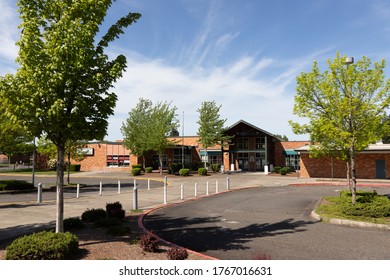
159,151,163,175
346,160,351,190
67,152,71,185
350,147,357,205
56,143,66,233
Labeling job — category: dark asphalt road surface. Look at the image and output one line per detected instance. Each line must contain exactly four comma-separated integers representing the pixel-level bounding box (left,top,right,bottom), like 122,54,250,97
143,185,390,260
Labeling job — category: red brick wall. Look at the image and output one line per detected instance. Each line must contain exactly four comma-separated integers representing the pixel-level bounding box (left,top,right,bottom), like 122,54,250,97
299,152,390,179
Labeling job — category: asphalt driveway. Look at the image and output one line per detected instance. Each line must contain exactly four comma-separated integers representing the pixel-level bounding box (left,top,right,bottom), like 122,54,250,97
142,185,390,260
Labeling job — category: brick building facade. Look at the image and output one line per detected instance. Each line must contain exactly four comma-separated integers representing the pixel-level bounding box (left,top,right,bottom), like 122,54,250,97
72,120,390,179
73,120,308,173
295,144,390,179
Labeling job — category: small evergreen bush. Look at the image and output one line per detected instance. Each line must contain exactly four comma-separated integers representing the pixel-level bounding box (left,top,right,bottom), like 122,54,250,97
132,168,141,176
0,180,34,191
93,217,122,228
131,164,142,169
179,168,190,176
64,217,84,231
198,167,207,176
140,232,159,252
167,247,189,260
273,166,281,174
169,163,182,174
280,167,289,175
211,164,221,172
106,201,125,220
67,164,81,172
81,208,107,223
6,231,78,260
145,167,153,173
340,190,390,218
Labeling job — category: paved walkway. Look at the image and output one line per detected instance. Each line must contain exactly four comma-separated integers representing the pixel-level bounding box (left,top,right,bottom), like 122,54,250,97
1,171,389,243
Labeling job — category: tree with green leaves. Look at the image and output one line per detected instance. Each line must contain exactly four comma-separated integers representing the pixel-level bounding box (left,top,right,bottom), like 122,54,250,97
290,53,390,204
122,98,179,175
121,98,153,169
197,101,231,167
0,0,141,232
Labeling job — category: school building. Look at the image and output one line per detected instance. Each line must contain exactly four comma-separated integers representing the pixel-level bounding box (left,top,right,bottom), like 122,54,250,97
72,119,390,179
73,120,309,173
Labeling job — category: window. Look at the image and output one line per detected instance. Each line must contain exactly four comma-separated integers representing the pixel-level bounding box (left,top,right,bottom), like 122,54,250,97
285,154,300,170
173,147,192,165
237,138,248,150
255,137,266,150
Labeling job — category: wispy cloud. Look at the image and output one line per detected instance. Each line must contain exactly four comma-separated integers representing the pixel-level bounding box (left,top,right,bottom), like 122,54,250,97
106,48,320,140
0,0,19,74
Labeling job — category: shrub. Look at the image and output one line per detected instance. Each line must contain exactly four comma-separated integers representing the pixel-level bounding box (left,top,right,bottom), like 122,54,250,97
64,217,84,231
340,190,390,218
132,168,142,176
81,208,107,223
211,164,221,172
169,163,182,174
167,247,189,260
179,168,190,176
93,217,122,228
67,164,81,172
6,231,79,260
0,180,34,191
131,164,142,169
198,167,207,176
280,167,289,175
140,232,159,252
273,166,281,174
106,201,125,220
145,167,153,173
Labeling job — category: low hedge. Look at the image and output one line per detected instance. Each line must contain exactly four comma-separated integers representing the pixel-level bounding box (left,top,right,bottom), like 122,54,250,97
6,231,79,260
67,164,81,172
340,190,390,218
145,167,153,173
198,167,207,176
179,168,190,176
0,180,34,191
132,168,142,176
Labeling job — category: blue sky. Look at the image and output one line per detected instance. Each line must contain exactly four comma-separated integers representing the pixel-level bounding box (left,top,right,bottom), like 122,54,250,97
2,0,390,141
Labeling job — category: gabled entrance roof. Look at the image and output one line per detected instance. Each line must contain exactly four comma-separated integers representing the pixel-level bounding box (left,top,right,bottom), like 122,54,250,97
225,119,280,139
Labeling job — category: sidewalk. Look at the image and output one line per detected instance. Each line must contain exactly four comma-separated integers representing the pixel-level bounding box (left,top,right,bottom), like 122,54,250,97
1,172,389,243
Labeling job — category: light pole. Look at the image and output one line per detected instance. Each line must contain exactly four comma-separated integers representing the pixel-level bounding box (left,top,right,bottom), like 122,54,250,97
345,56,354,189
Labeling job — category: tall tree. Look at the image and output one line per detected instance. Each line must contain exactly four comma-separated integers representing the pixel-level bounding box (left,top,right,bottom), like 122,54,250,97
121,99,179,174
149,101,179,174
0,0,141,232
121,98,153,169
290,53,390,204
197,101,230,167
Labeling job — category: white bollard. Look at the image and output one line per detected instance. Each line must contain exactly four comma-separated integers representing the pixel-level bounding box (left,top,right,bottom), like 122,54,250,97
76,183,80,199
133,183,138,210
181,184,184,200
37,183,42,203
118,180,121,194
206,181,209,195
99,182,102,196
194,182,198,197
216,180,219,193
163,176,167,204
148,179,150,190
226,177,230,190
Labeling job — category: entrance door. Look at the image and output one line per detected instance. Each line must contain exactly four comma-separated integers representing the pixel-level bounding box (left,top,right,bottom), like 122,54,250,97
376,160,386,179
